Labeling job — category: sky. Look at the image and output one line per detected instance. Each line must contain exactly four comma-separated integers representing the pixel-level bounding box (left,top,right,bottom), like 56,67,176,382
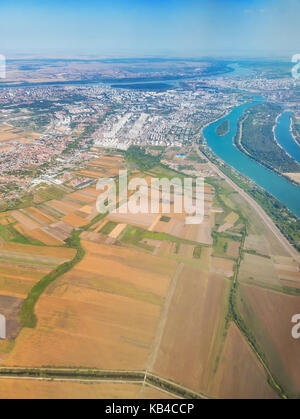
0,0,299,58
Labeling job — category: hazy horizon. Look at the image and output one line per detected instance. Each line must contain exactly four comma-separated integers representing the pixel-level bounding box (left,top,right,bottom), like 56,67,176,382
1,0,300,58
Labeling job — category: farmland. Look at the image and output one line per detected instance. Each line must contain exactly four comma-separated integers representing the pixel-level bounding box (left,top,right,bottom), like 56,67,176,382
152,265,231,394
0,239,76,361
2,240,177,370
0,153,125,246
238,284,300,398
210,323,278,399
0,124,40,147
0,148,299,399
0,379,174,399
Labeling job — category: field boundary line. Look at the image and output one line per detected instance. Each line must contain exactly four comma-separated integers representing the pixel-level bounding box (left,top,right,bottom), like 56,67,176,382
146,262,184,372
196,145,299,263
0,367,206,399
228,222,288,399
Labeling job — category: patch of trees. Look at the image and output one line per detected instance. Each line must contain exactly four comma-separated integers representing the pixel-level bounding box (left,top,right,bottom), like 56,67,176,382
125,145,161,171
235,103,300,173
216,119,229,136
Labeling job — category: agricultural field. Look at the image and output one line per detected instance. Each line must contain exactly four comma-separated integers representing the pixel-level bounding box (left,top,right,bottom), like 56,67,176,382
0,150,299,399
152,264,231,395
0,124,40,145
210,323,278,399
238,284,300,398
2,240,178,370
0,379,173,399
0,242,75,297
0,240,76,361
0,295,23,340
2,181,103,246
77,154,126,178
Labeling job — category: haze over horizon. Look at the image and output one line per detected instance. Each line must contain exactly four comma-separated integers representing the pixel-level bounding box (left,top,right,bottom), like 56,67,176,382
1,0,300,58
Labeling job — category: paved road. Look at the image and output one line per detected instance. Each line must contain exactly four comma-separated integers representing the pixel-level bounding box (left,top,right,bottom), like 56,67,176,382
196,146,300,263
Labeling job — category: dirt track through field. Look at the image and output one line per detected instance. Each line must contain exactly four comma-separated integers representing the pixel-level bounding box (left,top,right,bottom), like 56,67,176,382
145,263,184,372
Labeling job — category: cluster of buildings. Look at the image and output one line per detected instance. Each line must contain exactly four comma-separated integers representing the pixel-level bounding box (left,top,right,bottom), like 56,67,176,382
207,74,300,116
0,74,249,203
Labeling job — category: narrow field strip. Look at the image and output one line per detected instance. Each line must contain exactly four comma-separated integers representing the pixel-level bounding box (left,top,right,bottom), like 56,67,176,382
0,367,206,399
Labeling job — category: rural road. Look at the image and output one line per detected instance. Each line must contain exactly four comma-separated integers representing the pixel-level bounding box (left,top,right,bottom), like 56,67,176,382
0,367,207,399
196,146,300,263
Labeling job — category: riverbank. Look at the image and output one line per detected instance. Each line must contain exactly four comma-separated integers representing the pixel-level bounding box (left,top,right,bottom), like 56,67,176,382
284,172,300,185
274,114,300,185
234,114,252,157
202,96,300,218
196,144,300,261
274,112,300,164
232,108,300,187
291,117,300,147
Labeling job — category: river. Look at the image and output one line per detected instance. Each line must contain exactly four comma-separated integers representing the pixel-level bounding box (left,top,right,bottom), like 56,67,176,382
203,97,300,217
275,112,300,163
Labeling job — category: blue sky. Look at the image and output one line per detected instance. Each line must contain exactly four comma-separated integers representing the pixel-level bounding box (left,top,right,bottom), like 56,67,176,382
0,0,299,57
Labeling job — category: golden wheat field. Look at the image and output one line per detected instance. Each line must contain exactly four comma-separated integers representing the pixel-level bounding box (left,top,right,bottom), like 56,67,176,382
238,284,300,398
2,239,178,370
210,323,278,399
153,264,231,395
0,379,172,399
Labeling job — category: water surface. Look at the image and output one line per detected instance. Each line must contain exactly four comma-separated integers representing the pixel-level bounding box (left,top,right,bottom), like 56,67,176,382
275,112,300,163
203,98,300,217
